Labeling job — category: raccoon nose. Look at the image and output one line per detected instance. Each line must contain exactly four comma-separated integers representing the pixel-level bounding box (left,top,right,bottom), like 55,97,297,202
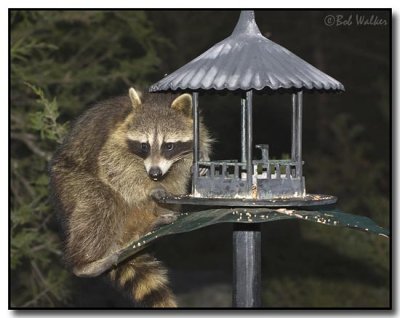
149,167,163,181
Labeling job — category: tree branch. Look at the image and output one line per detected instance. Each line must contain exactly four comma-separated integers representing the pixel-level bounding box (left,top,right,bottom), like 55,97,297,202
11,132,50,160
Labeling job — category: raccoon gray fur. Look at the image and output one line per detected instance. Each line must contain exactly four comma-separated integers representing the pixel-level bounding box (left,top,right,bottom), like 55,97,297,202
49,88,212,307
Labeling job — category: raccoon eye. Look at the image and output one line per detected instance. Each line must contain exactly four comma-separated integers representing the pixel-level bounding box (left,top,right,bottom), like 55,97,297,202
165,143,174,151
141,143,150,152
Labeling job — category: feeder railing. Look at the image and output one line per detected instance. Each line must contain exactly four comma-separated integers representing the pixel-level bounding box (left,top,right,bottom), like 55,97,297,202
253,159,304,180
198,160,247,179
196,159,303,180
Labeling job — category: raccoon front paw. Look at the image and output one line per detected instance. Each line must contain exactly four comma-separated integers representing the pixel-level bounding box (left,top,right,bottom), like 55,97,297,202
149,185,168,200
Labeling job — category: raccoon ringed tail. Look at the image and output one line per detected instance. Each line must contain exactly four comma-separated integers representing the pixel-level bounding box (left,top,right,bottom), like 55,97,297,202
109,254,177,308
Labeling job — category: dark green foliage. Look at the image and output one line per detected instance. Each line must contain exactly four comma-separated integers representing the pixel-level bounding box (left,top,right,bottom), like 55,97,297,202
307,113,390,227
10,10,165,307
11,11,168,115
11,84,70,307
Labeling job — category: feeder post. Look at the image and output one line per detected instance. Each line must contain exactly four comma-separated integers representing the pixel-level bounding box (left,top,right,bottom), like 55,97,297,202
192,92,200,193
233,223,261,307
291,91,303,178
233,90,261,308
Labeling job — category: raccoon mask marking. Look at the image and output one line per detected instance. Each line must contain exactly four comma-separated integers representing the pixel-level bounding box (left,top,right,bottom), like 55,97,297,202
126,88,194,181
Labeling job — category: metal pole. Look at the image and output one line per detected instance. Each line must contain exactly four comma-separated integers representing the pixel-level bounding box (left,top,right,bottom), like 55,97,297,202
192,92,199,193
241,96,246,163
233,223,261,307
291,93,297,164
246,90,253,192
233,90,261,308
297,91,303,179
291,91,303,178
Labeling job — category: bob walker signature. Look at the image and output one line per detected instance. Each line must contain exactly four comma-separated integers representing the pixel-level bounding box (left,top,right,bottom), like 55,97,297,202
324,14,388,27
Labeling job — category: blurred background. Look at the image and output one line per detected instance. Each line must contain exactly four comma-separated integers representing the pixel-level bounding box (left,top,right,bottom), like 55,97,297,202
10,10,390,308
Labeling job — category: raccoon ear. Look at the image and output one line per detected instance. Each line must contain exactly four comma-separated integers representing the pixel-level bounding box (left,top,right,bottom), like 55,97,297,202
171,94,192,117
129,87,142,109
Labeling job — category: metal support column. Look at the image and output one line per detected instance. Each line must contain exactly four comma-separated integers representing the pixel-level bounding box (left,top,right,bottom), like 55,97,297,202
192,92,200,193
297,91,303,179
291,91,303,178
233,90,261,308
291,93,297,164
241,96,247,163
246,90,253,192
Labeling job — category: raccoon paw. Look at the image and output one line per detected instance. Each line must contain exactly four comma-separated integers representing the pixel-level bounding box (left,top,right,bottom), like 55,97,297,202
149,185,168,200
73,251,120,277
153,212,179,228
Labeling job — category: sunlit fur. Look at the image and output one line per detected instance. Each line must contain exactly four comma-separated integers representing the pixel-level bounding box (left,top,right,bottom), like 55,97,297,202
49,88,212,307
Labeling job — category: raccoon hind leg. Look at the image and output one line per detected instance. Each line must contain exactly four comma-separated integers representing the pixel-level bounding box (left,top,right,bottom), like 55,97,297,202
51,167,127,276
152,208,179,229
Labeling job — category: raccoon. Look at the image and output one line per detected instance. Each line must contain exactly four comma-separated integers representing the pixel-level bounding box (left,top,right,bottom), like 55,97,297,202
49,88,212,307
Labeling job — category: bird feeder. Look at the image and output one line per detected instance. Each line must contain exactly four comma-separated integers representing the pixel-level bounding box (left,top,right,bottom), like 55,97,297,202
149,10,345,307
150,10,344,208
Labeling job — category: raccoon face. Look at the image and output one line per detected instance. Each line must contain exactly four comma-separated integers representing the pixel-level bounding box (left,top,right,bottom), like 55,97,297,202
126,88,193,181
126,138,193,181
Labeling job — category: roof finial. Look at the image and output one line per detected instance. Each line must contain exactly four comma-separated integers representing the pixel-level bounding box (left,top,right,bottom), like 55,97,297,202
231,10,262,36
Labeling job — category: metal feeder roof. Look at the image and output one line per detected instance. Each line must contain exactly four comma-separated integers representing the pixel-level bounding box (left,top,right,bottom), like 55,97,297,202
150,11,344,92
